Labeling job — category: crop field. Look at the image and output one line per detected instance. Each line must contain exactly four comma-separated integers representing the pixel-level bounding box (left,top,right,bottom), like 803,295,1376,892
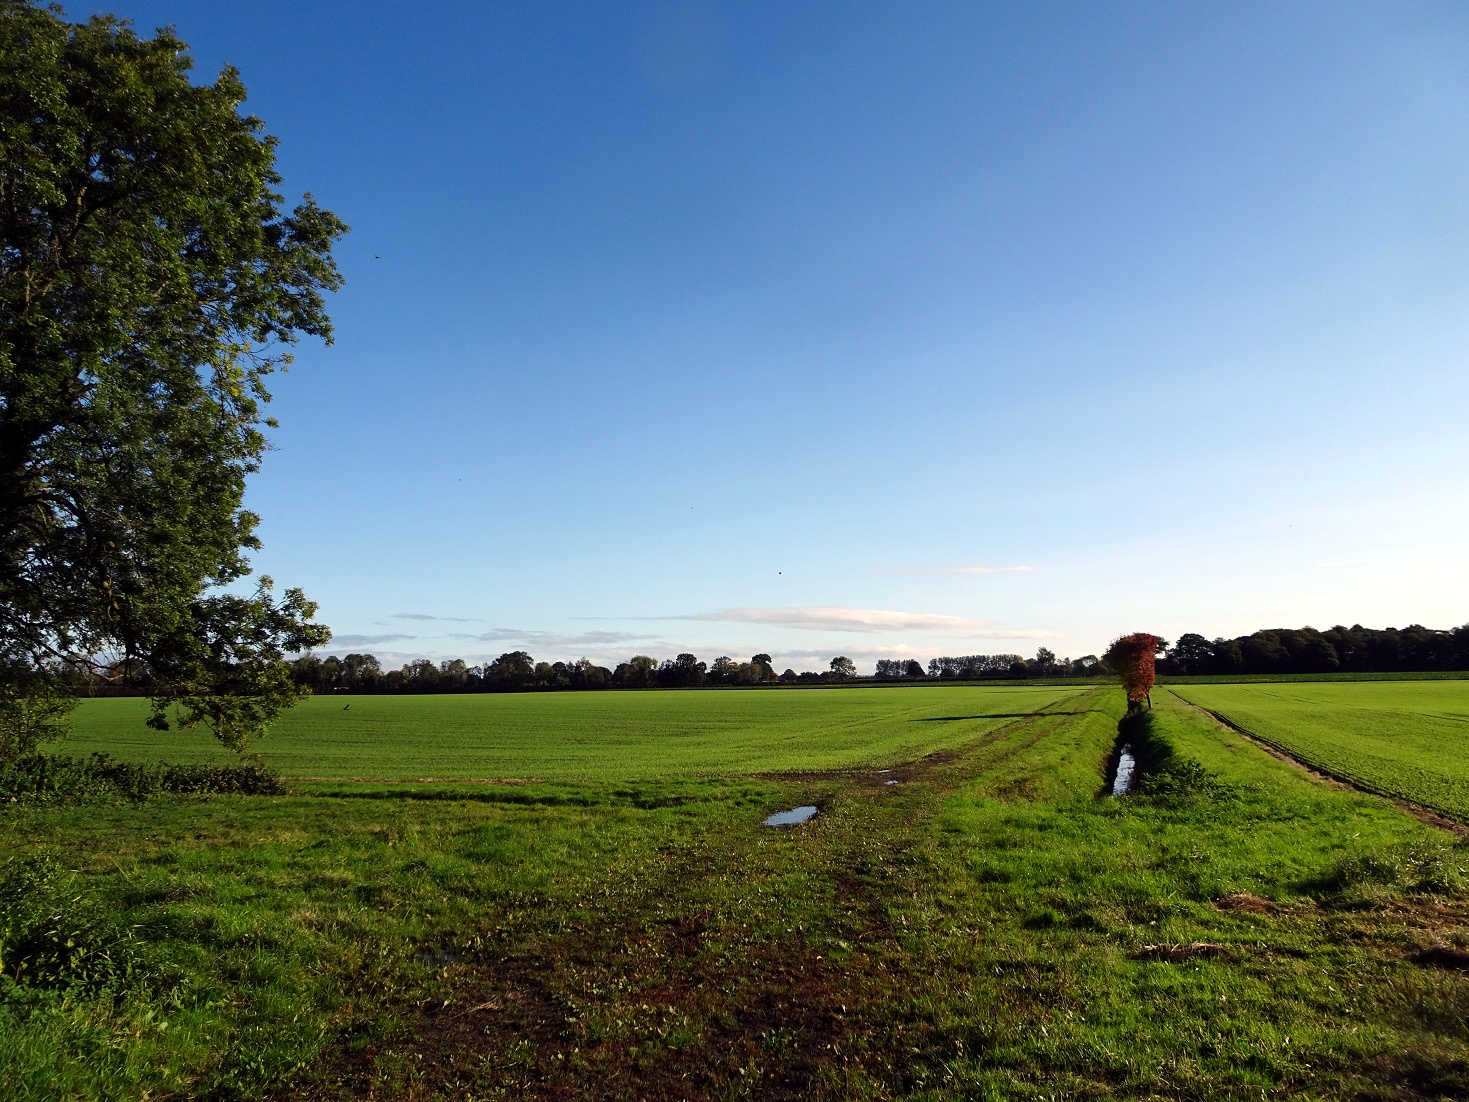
5,684,1468,1100
1169,680,1469,821
59,685,1089,780
1160,670,1469,685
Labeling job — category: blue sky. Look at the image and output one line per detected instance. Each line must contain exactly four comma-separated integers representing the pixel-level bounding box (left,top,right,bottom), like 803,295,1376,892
78,1,1469,672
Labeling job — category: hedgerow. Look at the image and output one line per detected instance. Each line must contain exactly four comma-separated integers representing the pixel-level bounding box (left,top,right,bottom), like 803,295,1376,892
0,753,285,804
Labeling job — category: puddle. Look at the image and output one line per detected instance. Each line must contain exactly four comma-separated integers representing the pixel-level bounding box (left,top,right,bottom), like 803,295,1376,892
883,780,898,786
415,947,462,967
763,805,818,827
1110,745,1137,796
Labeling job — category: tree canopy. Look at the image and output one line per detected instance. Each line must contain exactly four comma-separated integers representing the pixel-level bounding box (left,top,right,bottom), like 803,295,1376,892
0,1,344,750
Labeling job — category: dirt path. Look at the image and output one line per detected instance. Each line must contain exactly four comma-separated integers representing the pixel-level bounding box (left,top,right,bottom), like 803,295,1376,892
1166,688,1467,836
290,781,927,1100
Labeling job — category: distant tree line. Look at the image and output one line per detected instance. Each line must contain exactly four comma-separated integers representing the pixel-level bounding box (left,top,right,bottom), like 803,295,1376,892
277,651,867,694
919,648,1100,680
1158,624,1469,676
58,624,1469,698
275,647,1096,694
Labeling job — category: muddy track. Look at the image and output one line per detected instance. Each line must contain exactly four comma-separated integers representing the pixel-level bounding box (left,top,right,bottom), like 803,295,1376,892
1166,689,1467,836
292,852,868,1100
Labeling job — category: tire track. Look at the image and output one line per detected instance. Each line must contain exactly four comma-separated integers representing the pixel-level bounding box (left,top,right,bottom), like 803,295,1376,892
1166,688,1466,835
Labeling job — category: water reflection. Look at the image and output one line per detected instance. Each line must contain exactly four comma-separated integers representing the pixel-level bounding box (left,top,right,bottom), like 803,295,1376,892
1111,746,1136,796
763,805,818,827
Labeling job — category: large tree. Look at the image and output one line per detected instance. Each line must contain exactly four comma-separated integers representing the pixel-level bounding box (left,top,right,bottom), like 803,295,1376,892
0,1,344,750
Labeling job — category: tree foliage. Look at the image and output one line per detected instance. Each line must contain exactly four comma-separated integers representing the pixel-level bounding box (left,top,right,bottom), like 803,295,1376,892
1104,633,1163,710
1156,624,1469,677
0,1,342,751
0,664,70,759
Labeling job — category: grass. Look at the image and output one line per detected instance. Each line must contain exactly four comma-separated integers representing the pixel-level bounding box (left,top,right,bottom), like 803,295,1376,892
3,684,1466,1098
1170,680,1469,821
58,685,1089,780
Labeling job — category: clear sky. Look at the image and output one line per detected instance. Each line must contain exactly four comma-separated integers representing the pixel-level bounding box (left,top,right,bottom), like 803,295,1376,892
75,0,1469,672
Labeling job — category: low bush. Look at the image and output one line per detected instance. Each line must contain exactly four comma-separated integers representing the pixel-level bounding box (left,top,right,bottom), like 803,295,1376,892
0,753,286,804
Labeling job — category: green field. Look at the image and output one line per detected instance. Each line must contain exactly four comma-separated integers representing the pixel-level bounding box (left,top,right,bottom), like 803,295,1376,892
60,685,1089,779
1160,670,1469,685
5,683,1468,1099
1170,680,1469,821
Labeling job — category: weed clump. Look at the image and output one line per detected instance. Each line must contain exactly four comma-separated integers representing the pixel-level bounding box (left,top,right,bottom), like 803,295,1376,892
1309,842,1469,907
0,855,145,993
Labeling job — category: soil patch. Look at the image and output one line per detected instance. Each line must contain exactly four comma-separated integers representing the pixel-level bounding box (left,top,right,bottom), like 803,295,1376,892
1215,892,1286,915
1413,945,1469,972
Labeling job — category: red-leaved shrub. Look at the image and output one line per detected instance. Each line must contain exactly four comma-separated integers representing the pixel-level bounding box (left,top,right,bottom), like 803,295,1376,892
1105,633,1161,709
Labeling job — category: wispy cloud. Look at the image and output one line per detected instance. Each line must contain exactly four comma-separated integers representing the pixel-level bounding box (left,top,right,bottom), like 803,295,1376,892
685,607,980,632
448,628,661,649
625,606,1058,637
326,632,418,647
390,612,481,623
946,564,1034,575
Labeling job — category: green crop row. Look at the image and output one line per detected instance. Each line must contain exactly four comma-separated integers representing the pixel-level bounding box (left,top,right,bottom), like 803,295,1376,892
1170,680,1469,821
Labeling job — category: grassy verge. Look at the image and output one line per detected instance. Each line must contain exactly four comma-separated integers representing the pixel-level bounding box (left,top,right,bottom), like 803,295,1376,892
3,689,1466,1098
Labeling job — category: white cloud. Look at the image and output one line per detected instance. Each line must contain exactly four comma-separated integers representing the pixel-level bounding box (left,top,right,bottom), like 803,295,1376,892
689,607,974,632
670,606,1057,636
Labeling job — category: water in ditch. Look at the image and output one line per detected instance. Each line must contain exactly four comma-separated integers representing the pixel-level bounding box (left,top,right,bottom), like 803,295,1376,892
1111,745,1137,796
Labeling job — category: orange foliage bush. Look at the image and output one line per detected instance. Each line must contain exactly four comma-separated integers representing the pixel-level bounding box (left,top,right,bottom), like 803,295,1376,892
1106,633,1161,707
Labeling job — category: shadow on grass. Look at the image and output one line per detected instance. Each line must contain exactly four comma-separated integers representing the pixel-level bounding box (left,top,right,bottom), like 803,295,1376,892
914,710,1095,722
307,788,705,810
